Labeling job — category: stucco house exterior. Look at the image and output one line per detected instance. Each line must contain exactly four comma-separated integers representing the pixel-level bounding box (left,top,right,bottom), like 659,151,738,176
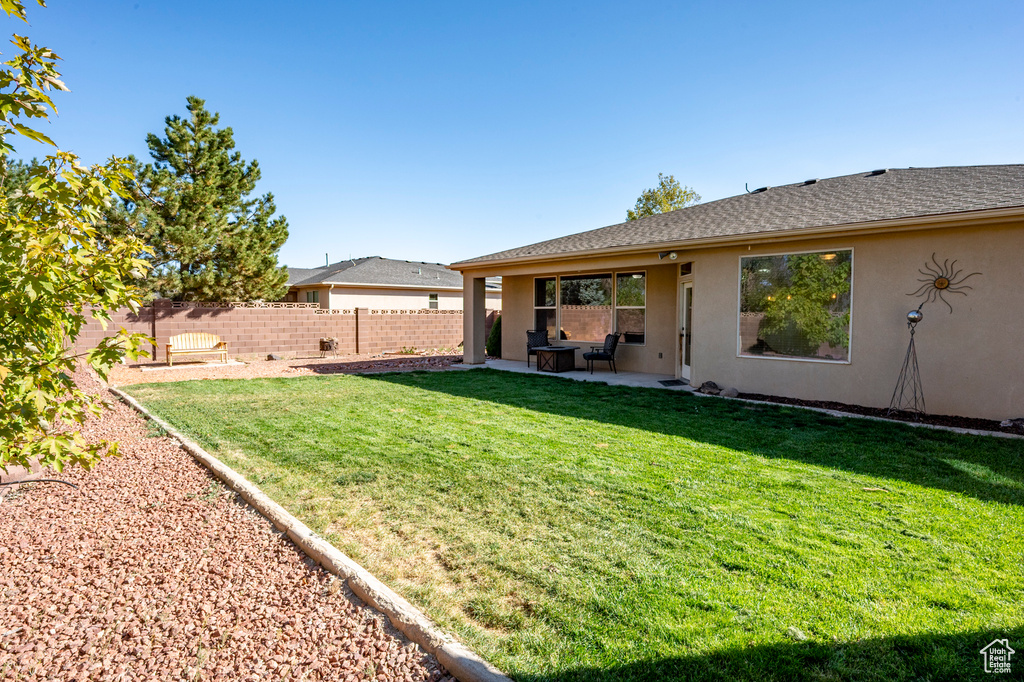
283,256,501,310
451,165,1024,422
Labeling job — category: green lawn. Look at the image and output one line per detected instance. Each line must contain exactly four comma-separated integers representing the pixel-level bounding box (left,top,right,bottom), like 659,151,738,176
125,369,1024,681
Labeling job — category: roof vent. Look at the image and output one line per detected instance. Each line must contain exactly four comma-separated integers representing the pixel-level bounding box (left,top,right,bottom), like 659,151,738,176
804,178,819,185
752,186,770,193
869,168,888,176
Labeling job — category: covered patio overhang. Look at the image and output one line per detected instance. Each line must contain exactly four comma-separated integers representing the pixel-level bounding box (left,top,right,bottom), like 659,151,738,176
453,250,681,367
453,251,688,376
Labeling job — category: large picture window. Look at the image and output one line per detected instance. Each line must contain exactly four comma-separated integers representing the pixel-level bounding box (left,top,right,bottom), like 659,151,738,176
533,272,646,344
739,250,852,362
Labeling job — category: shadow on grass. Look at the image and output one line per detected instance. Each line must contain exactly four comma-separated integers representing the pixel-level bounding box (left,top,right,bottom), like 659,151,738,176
514,626,1023,682
364,369,1024,507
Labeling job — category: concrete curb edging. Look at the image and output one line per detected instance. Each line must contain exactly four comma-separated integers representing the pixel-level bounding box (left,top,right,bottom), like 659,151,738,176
109,387,511,682
696,392,1024,440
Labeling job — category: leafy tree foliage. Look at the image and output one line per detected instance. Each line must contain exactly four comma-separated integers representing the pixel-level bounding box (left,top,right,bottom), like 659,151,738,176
615,274,645,307
626,173,700,221
1,0,152,472
109,97,289,302
741,252,852,355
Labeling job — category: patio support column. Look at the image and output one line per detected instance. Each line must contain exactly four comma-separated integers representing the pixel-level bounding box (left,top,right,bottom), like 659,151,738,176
463,274,486,365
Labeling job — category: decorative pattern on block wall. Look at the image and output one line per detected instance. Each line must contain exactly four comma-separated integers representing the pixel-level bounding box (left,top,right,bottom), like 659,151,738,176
369,309,462,315
168,301,321,309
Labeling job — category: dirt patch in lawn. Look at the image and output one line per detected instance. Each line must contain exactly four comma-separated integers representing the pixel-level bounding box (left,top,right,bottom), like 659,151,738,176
110,352,463,386
0,369,451,681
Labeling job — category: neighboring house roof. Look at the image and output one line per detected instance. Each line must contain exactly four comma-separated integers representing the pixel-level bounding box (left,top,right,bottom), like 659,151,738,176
453,165,1024,267
286,256,500,290
285,267,328,286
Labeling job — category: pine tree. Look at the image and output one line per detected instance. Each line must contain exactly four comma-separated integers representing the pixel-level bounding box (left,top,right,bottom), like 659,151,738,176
111,96,289,301
0,158,36,194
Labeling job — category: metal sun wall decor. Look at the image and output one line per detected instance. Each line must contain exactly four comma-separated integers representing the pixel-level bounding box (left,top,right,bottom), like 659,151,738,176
887,254,983,419
907,253,982,313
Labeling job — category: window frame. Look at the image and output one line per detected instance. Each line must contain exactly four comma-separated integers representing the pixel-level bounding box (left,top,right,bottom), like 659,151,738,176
614,271,647,345
735,247,854,364
305,290,320,304
533,277,558,339
532,270,647,346
428,293,438,310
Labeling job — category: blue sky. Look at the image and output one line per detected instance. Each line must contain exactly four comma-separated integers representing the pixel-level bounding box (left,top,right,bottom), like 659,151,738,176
11,1,1024,267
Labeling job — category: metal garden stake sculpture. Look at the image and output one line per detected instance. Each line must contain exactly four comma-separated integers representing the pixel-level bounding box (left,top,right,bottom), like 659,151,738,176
887,307,926,417
888,254,982,418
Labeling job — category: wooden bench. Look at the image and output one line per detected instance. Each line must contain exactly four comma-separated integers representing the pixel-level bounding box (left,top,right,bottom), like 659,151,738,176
166,332,228,366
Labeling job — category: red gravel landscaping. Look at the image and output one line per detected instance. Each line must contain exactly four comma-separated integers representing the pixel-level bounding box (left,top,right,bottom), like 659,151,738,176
0,370,451,682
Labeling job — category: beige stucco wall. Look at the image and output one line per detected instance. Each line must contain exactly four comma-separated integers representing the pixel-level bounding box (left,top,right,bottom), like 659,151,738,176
689,221,1023,420
288,286,501,311
328,287,463,310
292,285,331,308
484,219,1023,421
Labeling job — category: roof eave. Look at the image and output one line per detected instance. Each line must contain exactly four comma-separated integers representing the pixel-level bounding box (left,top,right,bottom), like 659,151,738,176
298,281,466,291
449,205,1024,271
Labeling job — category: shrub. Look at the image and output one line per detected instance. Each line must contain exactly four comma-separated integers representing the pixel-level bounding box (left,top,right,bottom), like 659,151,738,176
485,315,502,358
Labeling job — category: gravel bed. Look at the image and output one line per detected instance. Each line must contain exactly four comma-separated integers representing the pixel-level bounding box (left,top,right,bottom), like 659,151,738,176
0,370,450,681
109,354,462,386
736,391,1024,435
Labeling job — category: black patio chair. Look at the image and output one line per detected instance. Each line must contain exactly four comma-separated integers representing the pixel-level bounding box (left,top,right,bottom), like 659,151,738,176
583,333,620,374
526,329,549,368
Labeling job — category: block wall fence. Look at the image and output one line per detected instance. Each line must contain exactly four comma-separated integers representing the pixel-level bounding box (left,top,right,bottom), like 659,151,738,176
75,301,500,361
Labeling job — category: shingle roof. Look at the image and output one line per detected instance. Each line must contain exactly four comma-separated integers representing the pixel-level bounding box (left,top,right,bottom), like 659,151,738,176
453,165,1024,266
285,267,332,286
287,257,467,289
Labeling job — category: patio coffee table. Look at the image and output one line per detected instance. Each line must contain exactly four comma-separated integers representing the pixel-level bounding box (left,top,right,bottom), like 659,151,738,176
534,346,580,373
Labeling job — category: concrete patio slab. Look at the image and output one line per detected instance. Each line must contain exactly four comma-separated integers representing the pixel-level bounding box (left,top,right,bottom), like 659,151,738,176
452,359,696,392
